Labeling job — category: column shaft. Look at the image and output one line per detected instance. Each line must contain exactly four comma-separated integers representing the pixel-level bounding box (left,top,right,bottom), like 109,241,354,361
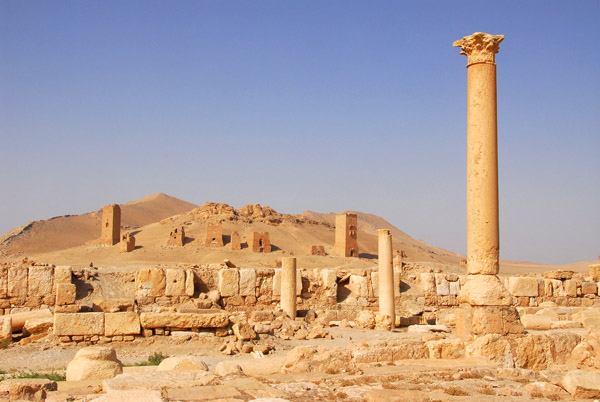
281,257,297,319
378,229,395,326
466,62,499,275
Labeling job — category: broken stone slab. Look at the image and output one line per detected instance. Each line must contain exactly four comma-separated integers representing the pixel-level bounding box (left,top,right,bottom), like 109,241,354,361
1,316,11,344
0,378,57,402
9,308,52,332
550,320,582,330
139,312,228,329
407,325,450,333
93,389,165,402
561,370,600,399
215,361,246,377
22,317,53,336
103,371,217,393
543,270,574,280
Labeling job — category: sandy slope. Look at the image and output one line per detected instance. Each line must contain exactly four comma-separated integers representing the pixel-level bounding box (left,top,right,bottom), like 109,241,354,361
0,193,197,255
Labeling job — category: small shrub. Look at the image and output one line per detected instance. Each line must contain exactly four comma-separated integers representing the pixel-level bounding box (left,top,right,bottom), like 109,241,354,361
130,352,168,367
7,371,66,382
0,339,10,349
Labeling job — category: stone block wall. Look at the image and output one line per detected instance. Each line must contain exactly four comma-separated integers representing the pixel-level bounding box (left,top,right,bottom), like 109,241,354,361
0,264,59,314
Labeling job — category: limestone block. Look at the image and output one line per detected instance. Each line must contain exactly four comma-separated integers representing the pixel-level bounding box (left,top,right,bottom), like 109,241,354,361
218,268,239,297
572,310,600,328
99,389,164,402
296,269,302,296
457,275,513,306
0,267,7,298
535,308,559,322
184,269,194,296
456,305,524,338
465,333,514,368
449,281,460,296
1,316,11,343
590,264,600,281
393,267,401,297
521,314,552,330
157,356,208,371
23,317,53,336
581,281,598,295
370,272,379,296
549,279,566,297
55,283,76,305
66,347,123,381
420,273,436,293
239,269,256,296
139,312,229,329
564,279,580,297
320,269,337,298
507,277,539,297
8,266,28,298
355,310,376,329
135,268,166,297
551,320,582,329
272,269,282,297
27,266,54,298
9,309,52,332
426,338,465,359
348,275,368,297
105,312,140,336
562,370,600,399
544,280,553,297
434,273,449,296
54,266,73,284
0,378,57,402
214,361,245,377
232,322,256,341
54,313,105,336
165,269,186,296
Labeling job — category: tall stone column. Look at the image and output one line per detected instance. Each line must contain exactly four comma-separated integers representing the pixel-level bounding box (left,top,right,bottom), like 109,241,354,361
377,229,395,328
453,32,524,338
281,257,297,319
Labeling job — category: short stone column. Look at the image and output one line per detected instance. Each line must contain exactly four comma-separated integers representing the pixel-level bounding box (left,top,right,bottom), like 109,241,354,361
281,257,297,319
454,32,524,338
377,229,395,328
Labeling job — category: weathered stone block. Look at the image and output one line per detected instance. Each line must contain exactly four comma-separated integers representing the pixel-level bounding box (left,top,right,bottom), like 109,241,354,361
320,269,337,298
184,269,194,297
28,266,54,297
544,270,574,280
53,266,72,284
54,313,104,336
420,272,436,293
581,281,598,295
449,281,460,296
434,273,449,296
165,269,185,296
139,312,228,329
105,312,140,336
562,370,600,399
0,267,7,298
564,279,580,297
455,305,524,339
272,269,281,297
458,275,513,306
507,277,540,297
8,267,28,298
521,314,552,330
218,268,239,297
135,268,166,297
589,264,600,281
56,283,76,305
348,275,368,297
239,269,256,297
296,269,302,296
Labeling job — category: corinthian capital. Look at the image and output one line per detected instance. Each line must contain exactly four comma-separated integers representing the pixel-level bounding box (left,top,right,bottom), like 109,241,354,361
453,32,504,66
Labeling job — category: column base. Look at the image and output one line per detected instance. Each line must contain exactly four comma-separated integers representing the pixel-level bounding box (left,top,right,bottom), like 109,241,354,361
455,305,524,340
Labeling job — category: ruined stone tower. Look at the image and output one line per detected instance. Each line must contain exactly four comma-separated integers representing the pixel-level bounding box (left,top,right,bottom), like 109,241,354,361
205,224,224,247
100,204,121,246
249,232,271,253
333,213,359,257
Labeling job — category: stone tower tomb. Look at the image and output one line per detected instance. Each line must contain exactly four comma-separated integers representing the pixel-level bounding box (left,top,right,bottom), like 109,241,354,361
333,213,359,257
100,204,121,246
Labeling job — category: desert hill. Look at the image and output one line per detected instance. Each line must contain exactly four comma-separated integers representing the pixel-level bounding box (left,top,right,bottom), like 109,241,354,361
0,198,463,269
0,193,197,255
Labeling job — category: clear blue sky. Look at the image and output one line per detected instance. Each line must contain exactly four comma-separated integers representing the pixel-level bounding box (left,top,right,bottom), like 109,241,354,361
1,1,598,265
